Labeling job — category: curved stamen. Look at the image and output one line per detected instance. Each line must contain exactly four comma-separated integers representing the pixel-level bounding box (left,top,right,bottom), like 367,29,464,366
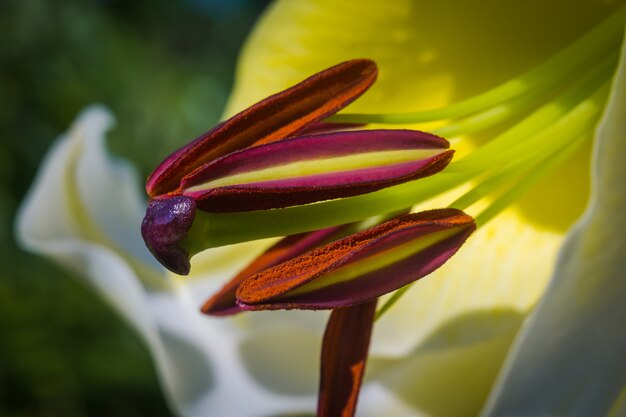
181,64,615,250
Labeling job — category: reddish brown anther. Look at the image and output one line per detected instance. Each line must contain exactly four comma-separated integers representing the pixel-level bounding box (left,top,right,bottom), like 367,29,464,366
236,209,475,310
201,225,349,316
181,130,452,212
146,59,377,197
318,300,377,417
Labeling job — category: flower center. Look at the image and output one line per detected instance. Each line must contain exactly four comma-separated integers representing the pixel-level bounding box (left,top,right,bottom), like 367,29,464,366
182,5,624,251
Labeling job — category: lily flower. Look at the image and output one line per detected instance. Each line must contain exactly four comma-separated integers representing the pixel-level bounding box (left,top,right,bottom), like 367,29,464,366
16,1,626,417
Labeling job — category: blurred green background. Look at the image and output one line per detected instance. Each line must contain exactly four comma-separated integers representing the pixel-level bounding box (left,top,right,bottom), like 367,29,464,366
1,1,269,415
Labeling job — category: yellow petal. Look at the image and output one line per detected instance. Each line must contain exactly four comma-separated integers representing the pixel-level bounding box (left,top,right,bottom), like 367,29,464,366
227,0,616,116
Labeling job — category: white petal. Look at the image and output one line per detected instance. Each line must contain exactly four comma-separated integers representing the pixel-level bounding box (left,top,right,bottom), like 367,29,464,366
75,107,158,268
481,29,626,417
16,106,313,417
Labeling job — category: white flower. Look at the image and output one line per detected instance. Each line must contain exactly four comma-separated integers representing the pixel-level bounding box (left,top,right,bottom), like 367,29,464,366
16,1,626,416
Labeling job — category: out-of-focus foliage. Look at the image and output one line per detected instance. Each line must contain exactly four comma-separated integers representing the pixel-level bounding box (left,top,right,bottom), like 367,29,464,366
0,0,268,415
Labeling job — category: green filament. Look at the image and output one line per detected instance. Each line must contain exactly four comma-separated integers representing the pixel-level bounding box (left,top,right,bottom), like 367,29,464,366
447,53,617,173
430,87,544,138
375,285,410,320
474,132,592,227
329,5,624,125
375,83,609,319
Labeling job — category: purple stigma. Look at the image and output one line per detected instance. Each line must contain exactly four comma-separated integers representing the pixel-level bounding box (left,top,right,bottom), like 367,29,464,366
141,196,196,275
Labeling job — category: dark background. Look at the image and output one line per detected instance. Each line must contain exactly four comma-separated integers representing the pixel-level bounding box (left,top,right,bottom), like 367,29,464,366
0,1,269,415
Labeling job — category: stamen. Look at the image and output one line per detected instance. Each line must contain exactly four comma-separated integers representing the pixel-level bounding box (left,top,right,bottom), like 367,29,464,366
284,228,458,296
179,130,452,212
181,49,616,249
201,225,349,315
186,149,442,190
235,209,475,310
146,59,377,197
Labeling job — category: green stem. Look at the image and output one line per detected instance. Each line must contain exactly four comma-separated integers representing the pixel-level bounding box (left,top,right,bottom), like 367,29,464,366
329,6,624,125
431,87,544,138
448,163,527,211
451,99,603,215
182,172,463,252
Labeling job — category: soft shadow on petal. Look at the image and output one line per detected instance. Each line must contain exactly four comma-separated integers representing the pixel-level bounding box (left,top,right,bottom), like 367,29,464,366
239,319,321,396
481,31,626,417
374,310,523,417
